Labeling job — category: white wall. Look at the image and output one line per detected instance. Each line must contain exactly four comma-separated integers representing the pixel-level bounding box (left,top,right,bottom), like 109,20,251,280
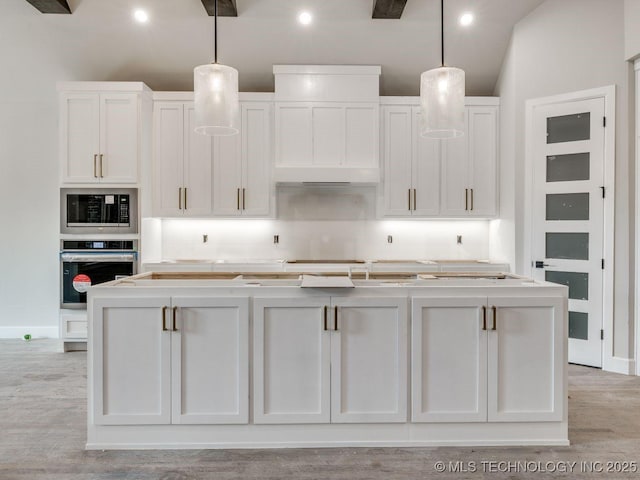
494,0,634,359
625,0,640,60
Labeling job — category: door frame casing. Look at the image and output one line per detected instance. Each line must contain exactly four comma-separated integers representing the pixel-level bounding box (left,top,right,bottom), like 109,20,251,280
523,85,616,372
635,60,640,377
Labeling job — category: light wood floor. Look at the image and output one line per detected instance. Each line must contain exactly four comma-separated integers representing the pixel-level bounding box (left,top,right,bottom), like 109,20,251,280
1,339,639,479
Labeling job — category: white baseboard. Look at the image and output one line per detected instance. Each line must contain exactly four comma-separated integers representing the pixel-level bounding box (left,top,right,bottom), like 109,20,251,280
0,326,59,339
603,356,636,375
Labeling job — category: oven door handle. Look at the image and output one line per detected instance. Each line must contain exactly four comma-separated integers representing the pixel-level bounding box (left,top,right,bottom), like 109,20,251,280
60,253,136,262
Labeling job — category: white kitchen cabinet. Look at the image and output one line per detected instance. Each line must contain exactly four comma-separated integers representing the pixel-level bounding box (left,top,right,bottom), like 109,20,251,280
487,296,564,422
382,106,440,216
60,91,141,184
411,297,488,422
153,102,212,217
91,296,249,426
440,106,498,217
213,102,271,216
274,102,380,182
412,295,564,424
253,296,407,424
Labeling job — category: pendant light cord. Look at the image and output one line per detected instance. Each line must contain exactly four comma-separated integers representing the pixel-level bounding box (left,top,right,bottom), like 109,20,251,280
440,0,444,67
214,0,218,64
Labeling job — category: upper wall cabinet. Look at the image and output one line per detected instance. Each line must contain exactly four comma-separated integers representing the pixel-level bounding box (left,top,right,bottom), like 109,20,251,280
58,82,151,184
152,94,273,218
213,102,272,217
273,65,381,183
153,102,213,217
382,106,440,216
381,98,499,218
440,105,498,217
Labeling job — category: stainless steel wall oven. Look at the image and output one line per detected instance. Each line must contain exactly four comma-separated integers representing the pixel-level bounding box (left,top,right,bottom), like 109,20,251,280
60,240,137,309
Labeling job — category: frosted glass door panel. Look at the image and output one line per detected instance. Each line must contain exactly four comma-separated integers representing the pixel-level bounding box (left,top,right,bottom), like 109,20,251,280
546,193,589,220
546,153,590,182
545,232,589,260
545,271,588,300
546,112,590,144
569,311,589,340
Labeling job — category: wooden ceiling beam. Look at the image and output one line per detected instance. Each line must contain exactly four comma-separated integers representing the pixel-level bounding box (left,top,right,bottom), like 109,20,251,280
24,0,71,14
372,0,407,19
200,0,238,17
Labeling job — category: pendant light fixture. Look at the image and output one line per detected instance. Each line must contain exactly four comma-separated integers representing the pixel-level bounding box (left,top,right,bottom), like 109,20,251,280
419,0,465,138
194,0,239,136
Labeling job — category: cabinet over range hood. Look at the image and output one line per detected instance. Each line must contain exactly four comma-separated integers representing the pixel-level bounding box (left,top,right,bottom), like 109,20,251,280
273,65,381,184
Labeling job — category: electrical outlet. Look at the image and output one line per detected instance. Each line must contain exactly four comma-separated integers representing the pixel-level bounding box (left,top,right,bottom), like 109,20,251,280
387,235,393,244
274,235,279,245
457,235,462,245
203,234,208,243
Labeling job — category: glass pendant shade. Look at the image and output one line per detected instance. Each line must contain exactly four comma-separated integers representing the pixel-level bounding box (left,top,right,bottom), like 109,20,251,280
194,63,239,136
420,66,465,139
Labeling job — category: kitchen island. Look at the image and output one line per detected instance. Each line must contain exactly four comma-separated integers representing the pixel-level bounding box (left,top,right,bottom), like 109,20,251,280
87,271,568,449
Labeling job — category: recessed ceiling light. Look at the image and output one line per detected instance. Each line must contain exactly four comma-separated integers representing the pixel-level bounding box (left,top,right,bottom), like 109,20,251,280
298,11,313,26
459,12,474,27
134,9,149,24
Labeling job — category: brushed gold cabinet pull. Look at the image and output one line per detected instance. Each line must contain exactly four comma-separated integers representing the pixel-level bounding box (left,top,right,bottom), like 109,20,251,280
172,306,178,332
334,306,339,331
465,188,469,211
323,306,328,331
178,187,182,210
99,154,104,178
93,154,98,178
491,306,497,331
413,189,417,211
408,189,412,211
184,188,188,210
237,188,240,211
482,306,487,331
470,188,474,211
161,306,168,331
242,188,246,211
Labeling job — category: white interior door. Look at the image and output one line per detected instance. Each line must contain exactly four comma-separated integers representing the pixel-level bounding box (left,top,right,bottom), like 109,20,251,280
532,97,605,367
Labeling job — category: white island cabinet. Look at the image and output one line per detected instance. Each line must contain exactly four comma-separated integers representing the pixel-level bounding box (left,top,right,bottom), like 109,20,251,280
253,296,407,424
87,274,567,449
91,296,249,426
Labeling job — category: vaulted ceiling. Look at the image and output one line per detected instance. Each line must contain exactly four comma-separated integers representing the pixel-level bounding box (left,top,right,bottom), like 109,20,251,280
14,0,547,95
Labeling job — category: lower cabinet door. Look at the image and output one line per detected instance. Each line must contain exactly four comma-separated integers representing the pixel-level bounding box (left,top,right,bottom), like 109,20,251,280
92,297,172,425
487,296,565,422
253,297,331,424
331,297,408,423
411,297,488,422
171,297,249,424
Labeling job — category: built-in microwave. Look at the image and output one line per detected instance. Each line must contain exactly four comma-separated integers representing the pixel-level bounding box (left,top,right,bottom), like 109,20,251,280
60,188,138,234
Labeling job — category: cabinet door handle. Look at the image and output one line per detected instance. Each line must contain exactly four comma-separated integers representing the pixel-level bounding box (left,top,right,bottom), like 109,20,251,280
178,187,182,210
334,306,339,331
184,188,188,210
242,188,246,211
482,306,487,331
465,188,469,210
161,306,168,331
408,189,412,211
413,189,417,211
172,306,178,332
237,188,240,211
323,306,328,331
93,154,98,178
470,188,474,211
491,306,497,330
99,154,104,178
